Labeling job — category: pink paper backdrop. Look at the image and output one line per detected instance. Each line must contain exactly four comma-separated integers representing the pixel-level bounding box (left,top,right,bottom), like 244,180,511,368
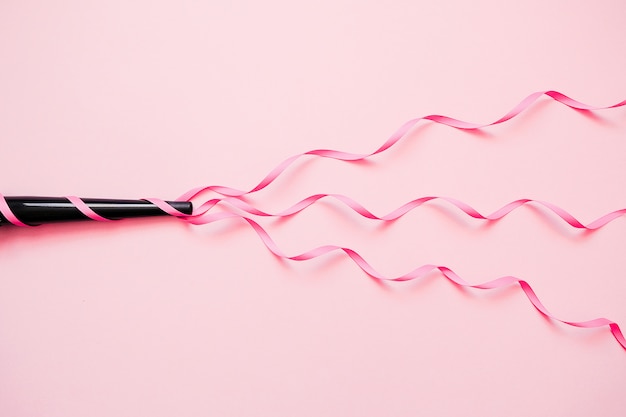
1,1,625,416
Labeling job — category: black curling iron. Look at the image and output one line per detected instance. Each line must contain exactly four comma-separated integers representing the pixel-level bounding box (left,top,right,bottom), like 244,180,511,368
0,196,193,226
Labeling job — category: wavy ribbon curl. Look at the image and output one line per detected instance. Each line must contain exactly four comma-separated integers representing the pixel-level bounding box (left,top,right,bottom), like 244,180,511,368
178,91,626,201
179,194,626,231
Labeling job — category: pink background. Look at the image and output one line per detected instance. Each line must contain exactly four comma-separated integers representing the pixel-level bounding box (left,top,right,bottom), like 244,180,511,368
1,1,625,416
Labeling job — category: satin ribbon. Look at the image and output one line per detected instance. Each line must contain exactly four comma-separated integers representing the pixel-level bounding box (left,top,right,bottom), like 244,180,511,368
2,91,625,350
175,195,626,231
177,91,626,200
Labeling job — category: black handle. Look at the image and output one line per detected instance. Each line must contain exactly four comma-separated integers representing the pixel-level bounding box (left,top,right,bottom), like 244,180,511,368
0,197,193,226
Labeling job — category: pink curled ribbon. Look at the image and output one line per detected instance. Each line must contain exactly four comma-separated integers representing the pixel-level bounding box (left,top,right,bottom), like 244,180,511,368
180,194,626,231
177,90,626,200
2,91,625,350
65,196,113,222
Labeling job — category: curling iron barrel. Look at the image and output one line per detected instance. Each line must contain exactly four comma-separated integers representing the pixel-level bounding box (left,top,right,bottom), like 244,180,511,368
0,197,193,226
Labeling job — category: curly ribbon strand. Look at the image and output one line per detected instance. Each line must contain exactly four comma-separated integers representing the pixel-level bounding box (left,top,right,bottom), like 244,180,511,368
177,91,626,201
178,194,626,231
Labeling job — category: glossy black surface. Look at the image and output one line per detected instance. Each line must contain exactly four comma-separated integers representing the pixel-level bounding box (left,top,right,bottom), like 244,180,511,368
0,197,193,226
